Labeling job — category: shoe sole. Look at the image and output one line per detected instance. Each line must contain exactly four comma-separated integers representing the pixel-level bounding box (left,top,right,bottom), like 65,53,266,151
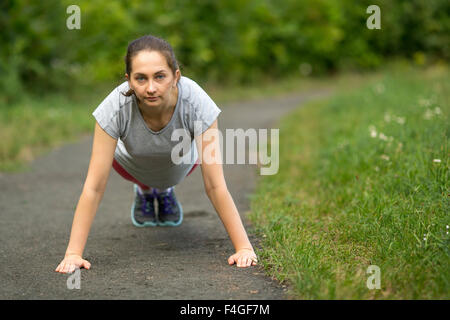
131,184,157,227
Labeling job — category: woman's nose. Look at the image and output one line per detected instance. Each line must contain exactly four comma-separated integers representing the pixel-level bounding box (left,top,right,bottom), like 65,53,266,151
147,80,157,94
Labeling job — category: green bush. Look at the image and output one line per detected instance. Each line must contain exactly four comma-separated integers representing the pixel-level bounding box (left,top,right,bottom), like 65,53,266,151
1,0,448,104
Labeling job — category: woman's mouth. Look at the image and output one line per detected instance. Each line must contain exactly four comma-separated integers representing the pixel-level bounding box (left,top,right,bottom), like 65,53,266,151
145,97,159,101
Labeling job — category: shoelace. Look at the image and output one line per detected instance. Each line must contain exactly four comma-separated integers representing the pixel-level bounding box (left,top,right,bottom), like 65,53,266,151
138,191,155,215
158,189,176,215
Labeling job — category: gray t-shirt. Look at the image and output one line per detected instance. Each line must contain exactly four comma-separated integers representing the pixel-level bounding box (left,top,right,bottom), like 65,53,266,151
92,76,222,189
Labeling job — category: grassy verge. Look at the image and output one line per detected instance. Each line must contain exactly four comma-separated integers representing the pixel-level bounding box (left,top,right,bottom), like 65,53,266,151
0,68,382,172
248,64,449,299
0,92,95,172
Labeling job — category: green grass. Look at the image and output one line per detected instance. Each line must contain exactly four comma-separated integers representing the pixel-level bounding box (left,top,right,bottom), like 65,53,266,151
0,93,95,172
248,64,449,299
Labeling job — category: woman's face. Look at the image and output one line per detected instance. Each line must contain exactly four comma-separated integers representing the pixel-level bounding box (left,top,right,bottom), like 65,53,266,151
126,50,180,109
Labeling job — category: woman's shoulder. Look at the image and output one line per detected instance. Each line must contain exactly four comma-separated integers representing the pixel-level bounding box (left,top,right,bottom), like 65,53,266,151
178,76,221,136
93,81,134,122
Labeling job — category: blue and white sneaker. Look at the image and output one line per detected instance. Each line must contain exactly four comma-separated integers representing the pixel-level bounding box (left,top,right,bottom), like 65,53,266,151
155,187,183,227
131,184,157,227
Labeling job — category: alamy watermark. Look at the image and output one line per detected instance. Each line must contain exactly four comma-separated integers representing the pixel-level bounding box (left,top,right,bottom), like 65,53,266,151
66,5,81,30
170,121,279,175
366,265,381,290
366,5,381,30
67,267,81,290
67,5,380,31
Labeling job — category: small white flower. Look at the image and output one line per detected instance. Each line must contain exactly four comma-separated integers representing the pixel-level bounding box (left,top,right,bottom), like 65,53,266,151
395,117,405,125
446,225,449,229
424,109,434,120
380,154,390,161
433,159,441,163
375,166,380,172
369,125,377,138
379,133,388,141
434,107,441,115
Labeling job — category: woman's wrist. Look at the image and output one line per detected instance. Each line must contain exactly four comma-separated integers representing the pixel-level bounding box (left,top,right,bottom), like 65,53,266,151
236,246,254,252
65,250,82,257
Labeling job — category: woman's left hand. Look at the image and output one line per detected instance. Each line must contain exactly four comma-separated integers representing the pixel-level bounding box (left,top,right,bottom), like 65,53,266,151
228,248,258,268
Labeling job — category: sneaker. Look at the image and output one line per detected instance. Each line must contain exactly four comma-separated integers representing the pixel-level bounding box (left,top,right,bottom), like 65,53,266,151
155,187,183,226
130,184,157,227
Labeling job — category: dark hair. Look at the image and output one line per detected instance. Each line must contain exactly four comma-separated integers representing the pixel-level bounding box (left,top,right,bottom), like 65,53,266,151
122,35,180,97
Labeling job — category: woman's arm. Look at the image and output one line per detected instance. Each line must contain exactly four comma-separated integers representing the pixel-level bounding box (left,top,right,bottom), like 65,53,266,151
195,119,257,268
55,122,117,273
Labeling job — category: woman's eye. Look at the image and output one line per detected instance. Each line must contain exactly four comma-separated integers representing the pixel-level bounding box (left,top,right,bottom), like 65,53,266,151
137,77,145,81
156,74,165,79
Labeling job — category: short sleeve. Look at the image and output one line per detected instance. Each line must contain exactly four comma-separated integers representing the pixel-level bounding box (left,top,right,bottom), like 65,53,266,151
92,87,123,139
190,85,222,138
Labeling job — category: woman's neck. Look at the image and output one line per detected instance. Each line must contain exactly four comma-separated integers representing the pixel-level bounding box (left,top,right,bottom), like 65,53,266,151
138,85,178,122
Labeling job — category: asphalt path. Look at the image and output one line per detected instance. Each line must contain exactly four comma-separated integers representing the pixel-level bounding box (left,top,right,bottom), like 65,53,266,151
0,89,330,299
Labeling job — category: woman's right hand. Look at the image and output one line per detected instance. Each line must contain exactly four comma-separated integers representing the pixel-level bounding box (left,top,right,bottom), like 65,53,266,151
55,254,91,274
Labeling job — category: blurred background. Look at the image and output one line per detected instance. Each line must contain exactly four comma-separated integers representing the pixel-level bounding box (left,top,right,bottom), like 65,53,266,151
1,0,448,103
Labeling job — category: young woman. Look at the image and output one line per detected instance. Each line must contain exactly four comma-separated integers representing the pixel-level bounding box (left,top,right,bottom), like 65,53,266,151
55,35,258,274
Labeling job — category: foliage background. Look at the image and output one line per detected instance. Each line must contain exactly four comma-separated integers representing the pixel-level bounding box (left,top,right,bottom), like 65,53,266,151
1,0,448,104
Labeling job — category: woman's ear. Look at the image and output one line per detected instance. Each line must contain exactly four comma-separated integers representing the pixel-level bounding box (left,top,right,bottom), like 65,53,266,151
174,69,181,87
125,73,134,89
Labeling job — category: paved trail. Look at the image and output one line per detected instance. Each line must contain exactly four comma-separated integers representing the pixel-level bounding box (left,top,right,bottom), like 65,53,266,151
0,89,330,299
